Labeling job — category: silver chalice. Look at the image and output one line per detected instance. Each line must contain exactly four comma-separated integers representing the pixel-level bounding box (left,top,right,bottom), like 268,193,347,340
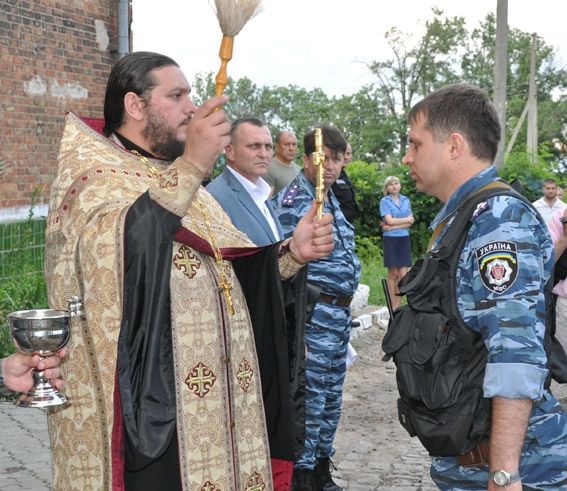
7,296,82,408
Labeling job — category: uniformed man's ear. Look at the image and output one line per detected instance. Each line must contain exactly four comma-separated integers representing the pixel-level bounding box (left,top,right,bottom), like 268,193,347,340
448,132,465,159
302,154,310,167
123,92,146,122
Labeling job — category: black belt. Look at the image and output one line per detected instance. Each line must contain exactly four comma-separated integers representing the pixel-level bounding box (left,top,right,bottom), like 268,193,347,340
318,292,353,307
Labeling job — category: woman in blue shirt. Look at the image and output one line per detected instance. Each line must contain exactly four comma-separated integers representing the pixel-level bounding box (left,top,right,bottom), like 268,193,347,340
380,176,414,310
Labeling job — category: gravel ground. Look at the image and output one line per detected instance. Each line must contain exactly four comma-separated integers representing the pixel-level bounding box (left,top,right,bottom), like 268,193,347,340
331,321,567,490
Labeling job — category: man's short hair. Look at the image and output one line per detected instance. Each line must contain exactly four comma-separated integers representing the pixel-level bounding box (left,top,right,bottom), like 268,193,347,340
230,117,266,142
275,130,295,144
303,124,347,157
407,83,501,164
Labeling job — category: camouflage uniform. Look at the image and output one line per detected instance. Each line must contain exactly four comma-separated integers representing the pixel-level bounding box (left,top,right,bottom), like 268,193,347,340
430,167,567,490
272,170,361,469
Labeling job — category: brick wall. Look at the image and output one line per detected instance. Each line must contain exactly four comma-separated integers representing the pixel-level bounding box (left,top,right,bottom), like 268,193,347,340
0,0,122,219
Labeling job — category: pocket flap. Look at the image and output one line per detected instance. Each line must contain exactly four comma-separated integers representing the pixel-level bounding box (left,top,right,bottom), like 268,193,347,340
381,306,415,354
409,313,450,364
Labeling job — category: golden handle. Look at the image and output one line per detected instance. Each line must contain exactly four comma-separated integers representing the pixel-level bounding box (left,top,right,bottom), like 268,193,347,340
213,36,234,111
313,128,325,219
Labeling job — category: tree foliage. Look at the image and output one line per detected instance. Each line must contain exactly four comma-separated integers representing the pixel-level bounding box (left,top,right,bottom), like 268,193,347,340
189,8,567,257
347,161,440,259
365,9,567,164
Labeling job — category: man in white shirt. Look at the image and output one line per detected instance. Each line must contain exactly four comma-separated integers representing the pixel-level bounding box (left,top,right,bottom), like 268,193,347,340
206,117,283,246
531,178,567,224
206,117,305,491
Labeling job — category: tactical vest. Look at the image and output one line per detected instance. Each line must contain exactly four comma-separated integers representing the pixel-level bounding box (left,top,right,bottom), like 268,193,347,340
381,184,567,457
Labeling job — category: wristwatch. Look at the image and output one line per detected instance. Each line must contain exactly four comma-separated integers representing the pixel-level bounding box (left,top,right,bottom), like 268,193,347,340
561,215,567,224
489,470,521,487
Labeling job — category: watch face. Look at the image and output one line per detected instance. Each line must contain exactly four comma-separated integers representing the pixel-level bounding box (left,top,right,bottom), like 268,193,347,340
493,470,508,486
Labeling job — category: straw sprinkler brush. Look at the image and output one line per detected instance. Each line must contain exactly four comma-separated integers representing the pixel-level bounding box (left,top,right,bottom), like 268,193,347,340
211,0,263,100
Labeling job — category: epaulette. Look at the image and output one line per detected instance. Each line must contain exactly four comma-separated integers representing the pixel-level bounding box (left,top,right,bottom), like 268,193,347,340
471,198,492,220
282,185,299,207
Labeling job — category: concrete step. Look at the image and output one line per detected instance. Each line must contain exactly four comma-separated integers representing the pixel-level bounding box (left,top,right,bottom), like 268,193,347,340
351,305,389,339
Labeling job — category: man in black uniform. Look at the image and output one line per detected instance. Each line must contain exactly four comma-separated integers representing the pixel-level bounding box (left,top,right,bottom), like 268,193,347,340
331,143,359,225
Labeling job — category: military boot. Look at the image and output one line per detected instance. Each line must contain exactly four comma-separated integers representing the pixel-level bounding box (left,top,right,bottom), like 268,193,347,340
314,457,344,491
291,467,317,491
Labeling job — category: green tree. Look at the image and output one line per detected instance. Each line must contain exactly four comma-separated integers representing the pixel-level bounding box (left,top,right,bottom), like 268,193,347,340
189,8,567,261
191,73,398,163
191,71,333,155
365,10,468,156
365,8,567,166
358,8,567,250
332,87,399,163
462,14,567,164
498,145,562,201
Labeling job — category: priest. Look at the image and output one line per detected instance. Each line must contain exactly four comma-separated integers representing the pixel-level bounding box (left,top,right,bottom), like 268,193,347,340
45,51,334,491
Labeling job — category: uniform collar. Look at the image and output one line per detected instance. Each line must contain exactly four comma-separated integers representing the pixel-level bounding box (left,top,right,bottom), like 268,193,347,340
430,166,499,230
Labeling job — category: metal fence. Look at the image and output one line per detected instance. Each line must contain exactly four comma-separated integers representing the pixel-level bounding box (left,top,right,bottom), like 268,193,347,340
0,219,46,280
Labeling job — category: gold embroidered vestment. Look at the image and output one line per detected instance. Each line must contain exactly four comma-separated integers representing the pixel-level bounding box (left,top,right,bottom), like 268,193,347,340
45,113,272,491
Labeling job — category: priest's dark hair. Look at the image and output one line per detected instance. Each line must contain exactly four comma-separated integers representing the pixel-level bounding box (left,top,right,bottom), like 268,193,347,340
303,124,347,158
102,51,179,137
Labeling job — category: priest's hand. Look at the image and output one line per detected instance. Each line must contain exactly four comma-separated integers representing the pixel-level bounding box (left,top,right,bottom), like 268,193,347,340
2,348,69,393
182,95,231,176
290,200,335,262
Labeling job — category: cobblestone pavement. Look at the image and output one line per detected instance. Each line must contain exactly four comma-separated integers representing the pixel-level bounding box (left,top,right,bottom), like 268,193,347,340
0,402,51,491
1,315,566,490
332,320,567,490
331,321,438,490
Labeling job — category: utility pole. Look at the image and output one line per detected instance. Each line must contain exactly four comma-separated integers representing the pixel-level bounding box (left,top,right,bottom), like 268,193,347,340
493,0,508,168
527,32,538,161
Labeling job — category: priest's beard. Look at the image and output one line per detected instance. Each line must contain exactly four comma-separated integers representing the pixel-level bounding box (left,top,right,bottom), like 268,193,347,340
142,107,186,162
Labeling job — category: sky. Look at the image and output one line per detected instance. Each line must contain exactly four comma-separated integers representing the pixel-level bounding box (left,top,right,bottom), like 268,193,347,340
131,0,567,98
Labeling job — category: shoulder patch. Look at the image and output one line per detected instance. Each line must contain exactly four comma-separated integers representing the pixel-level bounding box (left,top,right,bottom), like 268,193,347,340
282,185,299,207
475,241,518,294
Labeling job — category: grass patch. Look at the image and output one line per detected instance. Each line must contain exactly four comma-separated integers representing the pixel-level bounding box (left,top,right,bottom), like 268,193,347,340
360,257,387,307
356,236,387,307
0,190,48,359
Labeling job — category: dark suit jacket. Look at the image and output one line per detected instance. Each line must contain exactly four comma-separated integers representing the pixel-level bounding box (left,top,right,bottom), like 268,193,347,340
206,167,284,246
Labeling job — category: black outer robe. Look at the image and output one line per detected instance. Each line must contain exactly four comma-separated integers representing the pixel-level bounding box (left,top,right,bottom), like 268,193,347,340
116,191,307,488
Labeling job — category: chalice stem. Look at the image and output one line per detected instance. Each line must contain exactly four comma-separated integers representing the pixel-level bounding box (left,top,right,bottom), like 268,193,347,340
16,367,69,408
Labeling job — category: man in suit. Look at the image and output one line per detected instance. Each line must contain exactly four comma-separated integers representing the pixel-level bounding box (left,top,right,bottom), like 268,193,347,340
207,117,284,246
207,117,302,491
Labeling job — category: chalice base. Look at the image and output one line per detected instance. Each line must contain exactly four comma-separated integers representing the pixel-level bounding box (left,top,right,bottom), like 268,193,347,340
15,375,69,408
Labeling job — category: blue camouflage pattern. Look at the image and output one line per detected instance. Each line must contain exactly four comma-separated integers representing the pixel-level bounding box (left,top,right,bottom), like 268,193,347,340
273,171,360,297
430,166,567,490
271,170,361,469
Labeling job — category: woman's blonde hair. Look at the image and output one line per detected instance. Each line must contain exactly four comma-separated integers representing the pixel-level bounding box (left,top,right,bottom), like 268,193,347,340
383,176,400,196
